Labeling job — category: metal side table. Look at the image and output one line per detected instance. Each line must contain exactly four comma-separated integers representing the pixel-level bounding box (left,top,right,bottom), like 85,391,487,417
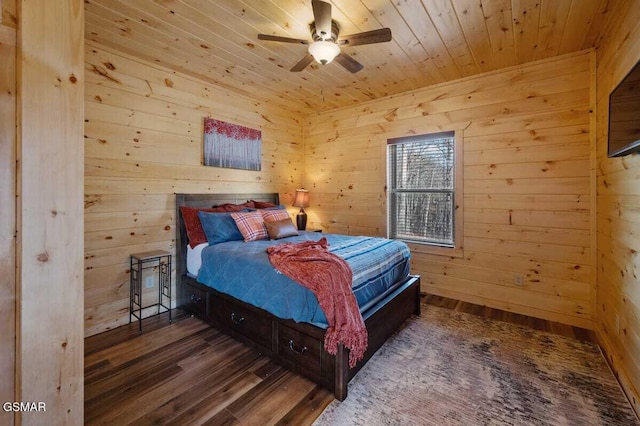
130,250,172,331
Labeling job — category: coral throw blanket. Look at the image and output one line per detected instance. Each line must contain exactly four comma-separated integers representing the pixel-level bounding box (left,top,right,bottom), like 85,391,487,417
266,238,368,368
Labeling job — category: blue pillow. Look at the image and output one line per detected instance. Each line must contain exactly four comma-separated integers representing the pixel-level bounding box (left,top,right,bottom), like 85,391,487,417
198,210,248,245
262,205,286,210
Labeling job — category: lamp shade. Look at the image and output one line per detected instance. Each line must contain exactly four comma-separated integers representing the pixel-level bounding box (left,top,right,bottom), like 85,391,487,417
293,189,310,208
308,41,340,65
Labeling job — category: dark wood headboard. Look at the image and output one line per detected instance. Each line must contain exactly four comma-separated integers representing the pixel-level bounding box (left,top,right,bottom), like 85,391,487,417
175,193,280,303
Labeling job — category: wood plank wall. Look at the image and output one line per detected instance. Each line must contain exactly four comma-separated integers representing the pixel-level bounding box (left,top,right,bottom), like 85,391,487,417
0,1,16,424
17,0,84,423
1,0,16,28
304,51,594,329
84,43,304,336
593,0,640,414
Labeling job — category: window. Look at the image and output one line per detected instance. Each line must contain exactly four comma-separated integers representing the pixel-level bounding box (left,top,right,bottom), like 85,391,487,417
387,130,462,253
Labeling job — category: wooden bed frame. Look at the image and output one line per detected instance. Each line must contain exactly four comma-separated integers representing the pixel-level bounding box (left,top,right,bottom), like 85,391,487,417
175,193,421,400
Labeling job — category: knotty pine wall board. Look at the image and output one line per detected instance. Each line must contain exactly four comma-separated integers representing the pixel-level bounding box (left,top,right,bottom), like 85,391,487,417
85,44,307,128
1,0,16,28
464,222,590,247
84,42,304,336
593,0,640,414
417,257,590,301
0,11,15,426
304,50,593,329
17,0,85,422
304,54,590,135
464,193,589,212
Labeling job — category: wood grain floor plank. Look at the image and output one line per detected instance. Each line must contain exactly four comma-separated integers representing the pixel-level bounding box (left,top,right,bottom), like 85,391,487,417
218,367,289,419
170,371,265,426
85,329,219,385
238,374,318,425
132,369,264,426
107,319,211,367
105,344,267,424
85,316,209,368
85,327,220,390
85,364,184,423
275,385,336,426
84,310,188,356
85,339,210,400
84,359,112,380
201,408,238,426
217,367,317,425
249,358,284,379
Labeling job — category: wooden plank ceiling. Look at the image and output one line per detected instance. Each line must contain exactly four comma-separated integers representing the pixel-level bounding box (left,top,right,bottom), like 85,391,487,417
85,0,610,115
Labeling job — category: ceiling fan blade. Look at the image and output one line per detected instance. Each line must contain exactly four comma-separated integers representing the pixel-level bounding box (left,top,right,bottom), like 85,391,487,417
334,52,364,73
312,0,332,40
258,34,309,44
339,28,392,46
291,54,315,72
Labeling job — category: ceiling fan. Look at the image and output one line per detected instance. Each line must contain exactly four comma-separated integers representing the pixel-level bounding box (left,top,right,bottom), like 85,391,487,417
257,0,392,73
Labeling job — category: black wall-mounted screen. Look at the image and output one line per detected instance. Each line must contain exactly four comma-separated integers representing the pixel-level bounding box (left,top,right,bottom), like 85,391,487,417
608,59,640,157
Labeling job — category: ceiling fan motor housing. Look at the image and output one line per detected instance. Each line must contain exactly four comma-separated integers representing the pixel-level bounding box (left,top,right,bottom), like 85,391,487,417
311,20,340,42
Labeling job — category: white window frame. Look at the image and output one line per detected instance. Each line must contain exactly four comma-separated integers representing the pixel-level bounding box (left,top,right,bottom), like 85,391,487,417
387,129,464,258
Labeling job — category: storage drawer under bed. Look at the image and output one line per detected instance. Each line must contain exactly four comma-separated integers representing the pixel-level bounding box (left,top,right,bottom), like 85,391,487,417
213,297,273,350
277,323,324,378
182,282,208,318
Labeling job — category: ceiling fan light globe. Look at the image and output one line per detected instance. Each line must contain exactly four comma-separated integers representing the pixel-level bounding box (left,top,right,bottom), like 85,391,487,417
308,40,340,65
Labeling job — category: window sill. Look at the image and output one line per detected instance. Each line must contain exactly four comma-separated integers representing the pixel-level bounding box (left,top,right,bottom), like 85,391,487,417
405,242,464,259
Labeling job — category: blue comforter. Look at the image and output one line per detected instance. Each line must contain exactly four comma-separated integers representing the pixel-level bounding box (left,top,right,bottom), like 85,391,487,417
197,232,411,327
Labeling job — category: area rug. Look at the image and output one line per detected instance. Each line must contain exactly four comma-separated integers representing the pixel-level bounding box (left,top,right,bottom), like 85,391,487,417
314,305,639,426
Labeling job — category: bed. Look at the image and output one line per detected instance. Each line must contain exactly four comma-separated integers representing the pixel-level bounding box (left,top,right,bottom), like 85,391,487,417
175,193,421,400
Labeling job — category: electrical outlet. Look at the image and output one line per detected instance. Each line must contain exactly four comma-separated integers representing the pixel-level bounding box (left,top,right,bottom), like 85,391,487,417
513,273,524,286
145,276,154,289
615,314,621,335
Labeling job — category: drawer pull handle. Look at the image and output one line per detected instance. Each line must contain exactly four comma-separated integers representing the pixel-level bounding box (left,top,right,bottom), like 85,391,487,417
190,294,202,303
288,340,308,355
230,312,245,324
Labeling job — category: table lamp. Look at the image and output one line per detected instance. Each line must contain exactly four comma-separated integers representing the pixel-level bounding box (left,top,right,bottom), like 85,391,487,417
293,189,310,230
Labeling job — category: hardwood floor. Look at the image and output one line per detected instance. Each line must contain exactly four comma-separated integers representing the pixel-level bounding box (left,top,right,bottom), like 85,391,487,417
84,310,333,425
423,294,598,343
85,294,597,425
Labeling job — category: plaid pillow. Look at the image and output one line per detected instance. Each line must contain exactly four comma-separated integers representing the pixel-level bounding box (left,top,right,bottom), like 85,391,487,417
261,208,290,223
231,211,268,242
